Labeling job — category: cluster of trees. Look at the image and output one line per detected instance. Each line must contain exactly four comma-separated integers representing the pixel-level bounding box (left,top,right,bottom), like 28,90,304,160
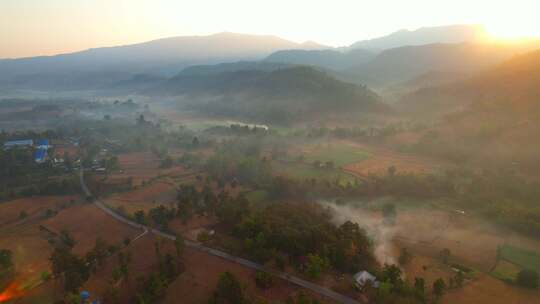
374,264,449,304
132,240,183,303
0,249,13,281
232,202,376,275
205,139,272,187
132,184,240,230
49,233,126,293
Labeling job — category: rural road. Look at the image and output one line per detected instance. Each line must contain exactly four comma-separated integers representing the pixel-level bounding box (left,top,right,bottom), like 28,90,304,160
79,168,361,304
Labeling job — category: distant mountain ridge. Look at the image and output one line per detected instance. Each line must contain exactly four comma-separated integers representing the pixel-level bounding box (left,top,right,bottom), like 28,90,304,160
349,25,488,50
0,32,326,90
264,49,375,71
345,42,519,87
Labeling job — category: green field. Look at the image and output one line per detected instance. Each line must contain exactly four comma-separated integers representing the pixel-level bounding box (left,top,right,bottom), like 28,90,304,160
492,260,522,281
304,144,371,167
245,190,269,204
273,161,358,186
499,245,540,274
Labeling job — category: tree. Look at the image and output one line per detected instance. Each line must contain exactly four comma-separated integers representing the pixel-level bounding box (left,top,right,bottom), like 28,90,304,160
137,114,146,125
0,249,13,271
174,236,185,258
255,271,273,289
50,246,89,292
454,271,465,288
209,271,246,304
439,248,451,264
305,254,328,279
382,203,396,224
516,269,539,288
134,210,146,225
398,247,412,266
19,211,27,219
414,277,425,298
381,264,402,285
433,278,446,299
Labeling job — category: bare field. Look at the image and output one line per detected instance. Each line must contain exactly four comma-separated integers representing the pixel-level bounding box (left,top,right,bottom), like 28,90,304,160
106,152,190,186
337,140,445,177
0,196,78,227
105,180,178,213
43,204,139,255
442,273,540,304
163,247,334,304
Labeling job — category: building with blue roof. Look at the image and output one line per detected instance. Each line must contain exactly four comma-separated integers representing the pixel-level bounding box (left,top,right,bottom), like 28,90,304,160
34,148,47,163
36,139,50,149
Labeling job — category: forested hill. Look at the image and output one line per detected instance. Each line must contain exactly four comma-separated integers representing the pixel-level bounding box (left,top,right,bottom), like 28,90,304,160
399,49,540,115
147,66,388,124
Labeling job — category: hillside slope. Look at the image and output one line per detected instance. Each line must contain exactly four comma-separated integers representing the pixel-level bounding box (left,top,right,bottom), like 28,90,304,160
147,66,387,124
398,50,540,173
400,50,540,115
346,42,518,87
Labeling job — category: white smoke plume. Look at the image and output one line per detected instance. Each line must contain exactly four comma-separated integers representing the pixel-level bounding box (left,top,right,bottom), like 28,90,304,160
318,200,398,265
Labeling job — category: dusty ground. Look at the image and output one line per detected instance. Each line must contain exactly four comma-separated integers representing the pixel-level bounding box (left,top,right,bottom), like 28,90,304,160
163,247,334,304
104,180,178,214
442,273,540,304
43,204,140,255
106,152,190,187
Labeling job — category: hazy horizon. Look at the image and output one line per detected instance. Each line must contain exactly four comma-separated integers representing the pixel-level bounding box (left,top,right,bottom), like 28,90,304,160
1,0,540,59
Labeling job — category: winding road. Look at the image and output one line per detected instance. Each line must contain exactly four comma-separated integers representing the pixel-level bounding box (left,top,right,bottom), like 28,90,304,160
79,168,361,304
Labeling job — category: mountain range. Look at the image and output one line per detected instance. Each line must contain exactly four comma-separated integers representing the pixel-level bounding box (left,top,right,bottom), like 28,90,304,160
0,25,539,94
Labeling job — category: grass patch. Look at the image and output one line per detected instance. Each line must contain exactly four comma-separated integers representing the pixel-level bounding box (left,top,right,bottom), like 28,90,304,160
492,260,522,281
245,190,269,204
304,144,371,167
499,245,540,274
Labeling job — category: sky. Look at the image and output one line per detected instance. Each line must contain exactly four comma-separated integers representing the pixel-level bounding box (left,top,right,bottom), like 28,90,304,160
1,0,539,58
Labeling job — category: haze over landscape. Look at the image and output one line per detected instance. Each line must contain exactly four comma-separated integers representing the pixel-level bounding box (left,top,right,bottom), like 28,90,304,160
1,1,540,304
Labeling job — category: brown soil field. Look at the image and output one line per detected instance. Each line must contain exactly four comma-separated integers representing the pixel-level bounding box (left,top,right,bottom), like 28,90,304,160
0,196,81,303
0,224,54,297
442,273,540,304
82,234,177,303
402,254,456,288
106,152,190,186
394,210,504,272
0,196,78,227
43,204,139,255
339,140,446,177
104,180,178,214
163,247,334,304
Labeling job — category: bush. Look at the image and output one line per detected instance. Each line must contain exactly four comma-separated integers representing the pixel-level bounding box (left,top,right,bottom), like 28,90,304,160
516,269,539,288
255,271,273,289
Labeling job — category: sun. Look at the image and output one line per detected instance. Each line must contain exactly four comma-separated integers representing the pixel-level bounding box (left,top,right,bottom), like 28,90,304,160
485,22,539,41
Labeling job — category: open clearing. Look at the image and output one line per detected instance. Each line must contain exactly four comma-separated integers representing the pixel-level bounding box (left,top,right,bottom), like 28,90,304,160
163,247,334,304
106,152,189,186
497,245,540,275
302,143,372,167
342,142,445,177
43,204,139,255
